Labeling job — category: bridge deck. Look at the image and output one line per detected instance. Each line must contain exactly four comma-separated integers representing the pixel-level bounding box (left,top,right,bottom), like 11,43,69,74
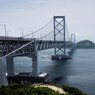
0,36,73,56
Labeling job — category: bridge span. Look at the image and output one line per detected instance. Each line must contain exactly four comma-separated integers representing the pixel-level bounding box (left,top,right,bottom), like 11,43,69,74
0,16,76,85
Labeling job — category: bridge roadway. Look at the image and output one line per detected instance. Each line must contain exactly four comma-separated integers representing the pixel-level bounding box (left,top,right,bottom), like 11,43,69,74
0,36,73,56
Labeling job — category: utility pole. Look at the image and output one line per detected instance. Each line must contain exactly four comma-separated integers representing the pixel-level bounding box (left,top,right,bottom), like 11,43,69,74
0,24,7,37
7,30,11,37
18,28,24,37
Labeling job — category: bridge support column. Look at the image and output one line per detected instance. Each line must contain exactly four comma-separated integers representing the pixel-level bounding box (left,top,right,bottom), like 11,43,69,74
27,39,39,76
0,59,8,86
6,57,14,76
32,52,39,76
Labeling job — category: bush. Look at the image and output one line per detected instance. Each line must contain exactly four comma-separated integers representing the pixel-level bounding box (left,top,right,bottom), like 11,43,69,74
0,83,87,95
0,83,64,95
7,83,25,89
62,85,87,95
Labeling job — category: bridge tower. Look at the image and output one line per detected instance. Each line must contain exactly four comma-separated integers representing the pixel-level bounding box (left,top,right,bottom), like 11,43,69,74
51,16,68,60
71,34,76,50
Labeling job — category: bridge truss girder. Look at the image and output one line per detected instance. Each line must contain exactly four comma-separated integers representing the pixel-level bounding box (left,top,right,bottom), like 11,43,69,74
0,39,72,57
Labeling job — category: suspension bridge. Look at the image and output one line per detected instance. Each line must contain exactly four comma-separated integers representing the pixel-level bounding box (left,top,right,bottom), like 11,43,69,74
0,16,76,85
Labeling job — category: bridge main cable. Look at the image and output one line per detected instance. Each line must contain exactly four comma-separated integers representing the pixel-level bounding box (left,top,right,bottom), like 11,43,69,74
22,19,52,38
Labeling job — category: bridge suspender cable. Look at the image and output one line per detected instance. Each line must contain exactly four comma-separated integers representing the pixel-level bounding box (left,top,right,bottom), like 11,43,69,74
65,20,70,41
22,19,52,38
39,30,53,40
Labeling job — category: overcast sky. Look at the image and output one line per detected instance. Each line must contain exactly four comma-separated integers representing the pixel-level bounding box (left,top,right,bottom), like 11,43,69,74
0,0,95,42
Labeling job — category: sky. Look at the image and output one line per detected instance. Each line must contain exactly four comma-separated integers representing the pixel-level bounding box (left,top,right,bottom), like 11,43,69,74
0,0,95,42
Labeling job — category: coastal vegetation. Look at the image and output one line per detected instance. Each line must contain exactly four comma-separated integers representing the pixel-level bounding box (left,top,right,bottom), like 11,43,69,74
0,83,87,95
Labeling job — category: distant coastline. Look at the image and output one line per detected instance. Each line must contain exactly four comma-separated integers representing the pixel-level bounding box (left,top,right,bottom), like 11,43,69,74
76,40,95,49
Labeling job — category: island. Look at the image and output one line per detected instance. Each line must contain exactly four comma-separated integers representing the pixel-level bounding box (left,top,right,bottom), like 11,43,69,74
76,40,95,49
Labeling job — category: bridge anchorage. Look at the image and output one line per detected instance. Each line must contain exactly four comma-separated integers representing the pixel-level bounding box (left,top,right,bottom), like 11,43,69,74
51,16,76,60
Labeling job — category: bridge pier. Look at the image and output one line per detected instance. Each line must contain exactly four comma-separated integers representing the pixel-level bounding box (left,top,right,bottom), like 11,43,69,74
27,39,39,76
51,54,69,60
28,52,39,76
6,56,14,76
32,39,39,76
32,53,39,76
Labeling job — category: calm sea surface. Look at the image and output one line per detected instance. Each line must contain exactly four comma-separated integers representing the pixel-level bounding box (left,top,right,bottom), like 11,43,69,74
4,49,95,95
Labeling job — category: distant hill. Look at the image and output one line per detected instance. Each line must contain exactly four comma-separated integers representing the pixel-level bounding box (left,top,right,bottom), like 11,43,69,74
76,40,95,48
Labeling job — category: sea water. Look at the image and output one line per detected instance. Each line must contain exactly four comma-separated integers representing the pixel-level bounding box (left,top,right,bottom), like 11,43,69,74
4,49,95,95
